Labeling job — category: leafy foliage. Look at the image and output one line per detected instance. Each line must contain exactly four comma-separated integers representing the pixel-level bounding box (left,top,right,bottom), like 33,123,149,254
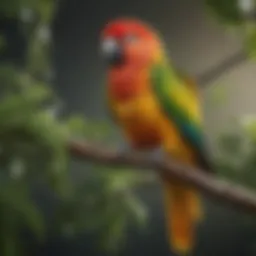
213,117,256,251
205,0,244,25
204,0,256,58
0,0,150,255
203,0,256,189
204,0,256,252
209,110,256,189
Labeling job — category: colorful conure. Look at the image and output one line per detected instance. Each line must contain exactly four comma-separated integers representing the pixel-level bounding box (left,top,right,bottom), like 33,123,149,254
99,18,213,255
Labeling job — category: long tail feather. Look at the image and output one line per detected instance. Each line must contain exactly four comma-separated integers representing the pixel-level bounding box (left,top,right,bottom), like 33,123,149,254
162,179,203,255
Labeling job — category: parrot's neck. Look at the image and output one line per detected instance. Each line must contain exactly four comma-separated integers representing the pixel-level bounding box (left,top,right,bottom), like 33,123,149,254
107,64,148,102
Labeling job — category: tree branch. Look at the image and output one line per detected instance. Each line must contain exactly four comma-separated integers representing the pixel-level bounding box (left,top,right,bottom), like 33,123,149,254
198,49,248,87
69,140,256,214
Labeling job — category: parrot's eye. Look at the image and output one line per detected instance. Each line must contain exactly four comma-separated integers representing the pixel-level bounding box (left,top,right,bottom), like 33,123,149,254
123,34,138,44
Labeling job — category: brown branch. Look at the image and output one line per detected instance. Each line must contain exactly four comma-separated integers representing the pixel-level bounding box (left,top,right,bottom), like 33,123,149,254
69,140,256,214
198,49,248,87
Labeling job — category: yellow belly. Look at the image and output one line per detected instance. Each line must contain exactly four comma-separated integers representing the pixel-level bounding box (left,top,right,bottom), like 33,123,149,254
110,92,197,163
111,92,169,148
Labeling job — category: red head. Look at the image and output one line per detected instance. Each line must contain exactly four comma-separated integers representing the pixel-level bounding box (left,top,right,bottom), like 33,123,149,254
100,18,163,68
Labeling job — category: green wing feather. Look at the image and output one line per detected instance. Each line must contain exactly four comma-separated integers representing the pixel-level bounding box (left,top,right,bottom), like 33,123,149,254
150,63,213,173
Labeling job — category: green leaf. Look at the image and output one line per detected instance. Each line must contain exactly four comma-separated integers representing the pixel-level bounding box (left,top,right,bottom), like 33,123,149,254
244,23,256,58
241,117,256,140
105,168,154,192
205,0,243,25
125,192,147,227
0,181,45,241
0,0,20,17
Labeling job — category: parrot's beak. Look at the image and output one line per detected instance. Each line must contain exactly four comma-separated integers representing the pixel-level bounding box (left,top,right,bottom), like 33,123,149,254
100,38,124,66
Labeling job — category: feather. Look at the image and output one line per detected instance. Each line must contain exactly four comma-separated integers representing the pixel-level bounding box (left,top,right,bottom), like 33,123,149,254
150,63,213,173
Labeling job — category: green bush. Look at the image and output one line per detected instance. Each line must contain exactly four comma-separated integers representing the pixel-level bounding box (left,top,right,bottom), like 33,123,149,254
0,1,150,255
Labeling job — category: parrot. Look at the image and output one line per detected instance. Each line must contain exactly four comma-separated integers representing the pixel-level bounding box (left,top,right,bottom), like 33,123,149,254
99,18,213,255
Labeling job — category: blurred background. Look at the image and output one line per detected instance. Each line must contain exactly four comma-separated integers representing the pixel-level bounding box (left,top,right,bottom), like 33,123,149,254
1,0,256,255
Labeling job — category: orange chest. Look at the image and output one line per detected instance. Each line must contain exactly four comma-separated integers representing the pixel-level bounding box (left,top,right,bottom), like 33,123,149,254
108,66,148,101
109,92,164,148
108,67,165,148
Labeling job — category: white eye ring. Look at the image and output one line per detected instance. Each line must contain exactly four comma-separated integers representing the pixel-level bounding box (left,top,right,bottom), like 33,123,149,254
101,37,118,55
